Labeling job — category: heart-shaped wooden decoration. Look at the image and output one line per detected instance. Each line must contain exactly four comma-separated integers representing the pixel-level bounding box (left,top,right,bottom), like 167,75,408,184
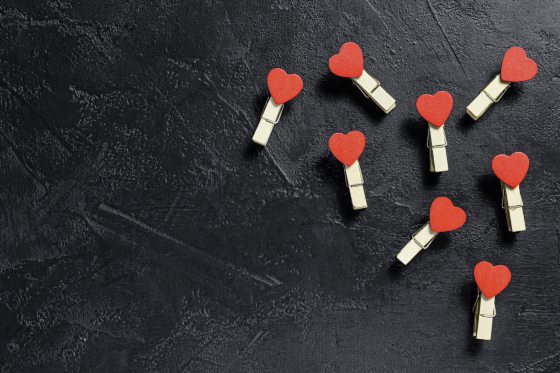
500,47,538,83
267,68,303,105
429,197,466,233
328,42,364,78
491,152,529,188
328,131,366,166
415,91,453,127
474,261,511,299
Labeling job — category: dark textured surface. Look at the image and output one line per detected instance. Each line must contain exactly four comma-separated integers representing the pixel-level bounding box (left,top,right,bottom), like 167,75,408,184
0,0,559,372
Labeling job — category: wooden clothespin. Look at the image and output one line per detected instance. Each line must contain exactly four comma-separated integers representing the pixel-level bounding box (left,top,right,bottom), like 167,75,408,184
416,91,453,173
328,131,367,210
397,197,466,265
472,261,511,340
328,42,396,114
466,47,537,120
252,68,303,146
491,152,530,232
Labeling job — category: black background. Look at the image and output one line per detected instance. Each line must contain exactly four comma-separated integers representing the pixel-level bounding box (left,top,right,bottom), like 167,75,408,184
0,1,559,372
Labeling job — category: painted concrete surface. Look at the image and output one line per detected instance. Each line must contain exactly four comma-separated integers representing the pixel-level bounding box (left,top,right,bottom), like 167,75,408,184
0,1,559,371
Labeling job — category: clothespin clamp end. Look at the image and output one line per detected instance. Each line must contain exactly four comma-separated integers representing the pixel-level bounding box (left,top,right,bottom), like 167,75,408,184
352,71,396,114
344,161,367,210
501,181,526,232
427,124,448,173
252,97,284,146
396,222,438,265
472,291,496,340
467,74,510,120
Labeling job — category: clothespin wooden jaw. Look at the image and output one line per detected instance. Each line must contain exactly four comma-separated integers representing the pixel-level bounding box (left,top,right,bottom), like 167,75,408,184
344,161,367,210
467,74,510,120
427,124,448,173
351,70,396,114
473,292,496,340
396,222,438,265
252,97,284,146
501,181,526,232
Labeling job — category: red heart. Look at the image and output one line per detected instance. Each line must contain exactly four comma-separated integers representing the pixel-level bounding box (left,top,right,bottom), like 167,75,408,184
491,152,529,188
474,261,511,299
267,68,303,105
415,91,453,127
429,197,466,233
328,131,366,166
328,42,364,78
500,47,538,83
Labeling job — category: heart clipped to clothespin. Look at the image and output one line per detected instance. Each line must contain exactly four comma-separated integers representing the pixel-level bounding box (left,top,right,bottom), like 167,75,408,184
491,152,529,189
472,261,511,340
328,42,396,113
328,131,367,210
491,152,529,232
252,68,303,146
500,47,538,83
328,131,366,167
474,261,511,299
267,68,303,105
429,196,467,233
396,196,466,265
466,46,537,120
328,42,364,78
416,91,453,127
416,91,454,173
